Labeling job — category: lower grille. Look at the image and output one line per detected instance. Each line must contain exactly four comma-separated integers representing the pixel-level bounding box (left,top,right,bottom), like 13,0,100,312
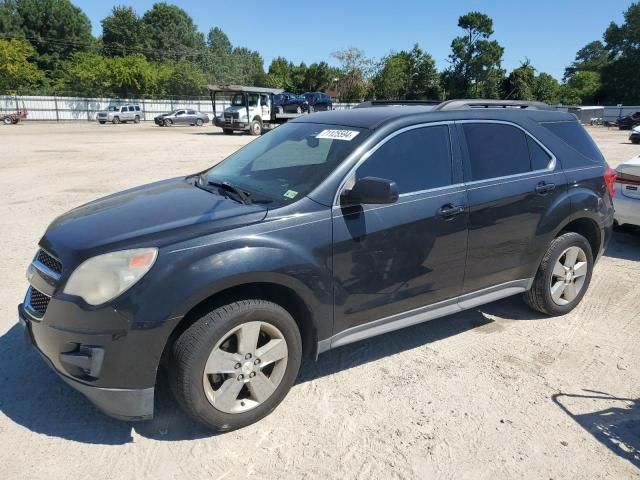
28,287,50,317
36,249,62,274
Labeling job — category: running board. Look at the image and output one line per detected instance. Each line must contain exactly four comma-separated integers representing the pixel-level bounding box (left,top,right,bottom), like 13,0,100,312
317,279,533,355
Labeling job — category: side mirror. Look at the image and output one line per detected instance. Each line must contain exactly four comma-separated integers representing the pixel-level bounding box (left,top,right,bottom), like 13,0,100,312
342,177,399,205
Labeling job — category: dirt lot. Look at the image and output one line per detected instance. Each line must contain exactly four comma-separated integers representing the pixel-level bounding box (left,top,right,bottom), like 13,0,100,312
0,122,638,480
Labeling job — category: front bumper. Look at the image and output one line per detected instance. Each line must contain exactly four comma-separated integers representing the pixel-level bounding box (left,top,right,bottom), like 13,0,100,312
18,303,154,421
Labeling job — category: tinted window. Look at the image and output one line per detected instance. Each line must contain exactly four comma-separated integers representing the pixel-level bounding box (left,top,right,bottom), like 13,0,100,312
135,106,140,111
187,109,196,114
462,123,530,181
356,125,451,194
540,121,604,164
527,136,552,170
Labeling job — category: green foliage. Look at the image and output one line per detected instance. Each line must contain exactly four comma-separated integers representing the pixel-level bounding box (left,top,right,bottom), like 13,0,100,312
141,2,205,62
371,44,442,100
534,73,560,104
331,47,372,102
445,11,505,98
0,0,22,37
12,0,94,72
600,2,640,103
503,60,536,100
0,38,45,92
101,6,147,57
564,41,608,80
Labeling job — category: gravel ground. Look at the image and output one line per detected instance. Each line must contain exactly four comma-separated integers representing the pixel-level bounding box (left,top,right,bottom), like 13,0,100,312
0,122,639,480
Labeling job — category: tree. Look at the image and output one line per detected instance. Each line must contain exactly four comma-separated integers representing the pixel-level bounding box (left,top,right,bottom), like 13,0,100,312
503,60,536,100
564,41,608,80
101,6,147,57
444,11,505,98
302,61,339,92
331,47,372,102
559,71,601,105
0,0,22,37
264,56,294,89
230,47,265,86
204,26,232,83
161,59,206,96
0,38,45,92
12,0,94,72
141,2,205,63
534,73,560,104
600,2,640,103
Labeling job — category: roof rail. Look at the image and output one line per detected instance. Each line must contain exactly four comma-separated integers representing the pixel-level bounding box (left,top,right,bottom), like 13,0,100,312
354,99,440,109
434,99,553,111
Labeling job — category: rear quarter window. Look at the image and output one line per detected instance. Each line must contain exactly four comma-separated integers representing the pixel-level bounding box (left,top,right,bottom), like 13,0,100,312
540,121,604,166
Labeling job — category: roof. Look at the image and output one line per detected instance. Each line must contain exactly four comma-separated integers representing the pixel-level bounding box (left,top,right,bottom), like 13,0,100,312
291,106,576,130
208,85,284,94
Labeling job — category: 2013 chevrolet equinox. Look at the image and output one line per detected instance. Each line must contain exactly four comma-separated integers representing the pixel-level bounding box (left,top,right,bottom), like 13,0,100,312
19,100,616,431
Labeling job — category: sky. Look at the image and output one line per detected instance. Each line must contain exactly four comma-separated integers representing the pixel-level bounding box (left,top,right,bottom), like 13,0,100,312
73,0,633,81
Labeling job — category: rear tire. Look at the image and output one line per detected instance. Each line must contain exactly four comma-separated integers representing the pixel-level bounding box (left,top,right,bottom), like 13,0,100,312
523,232,594,316
169,300,302,432
134,115,140,124
3,117,12,125
196,118,203,126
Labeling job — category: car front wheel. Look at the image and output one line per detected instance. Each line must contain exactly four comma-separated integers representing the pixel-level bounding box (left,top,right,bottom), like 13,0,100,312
169,300,302,431
196,118,203,126
523,232,594,316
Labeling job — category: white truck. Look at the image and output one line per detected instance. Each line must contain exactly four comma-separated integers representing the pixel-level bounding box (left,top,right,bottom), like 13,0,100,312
210,85,305,135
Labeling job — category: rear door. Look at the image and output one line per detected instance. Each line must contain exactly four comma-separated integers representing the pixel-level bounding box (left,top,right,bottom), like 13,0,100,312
457,121,566,294
331,123,468,336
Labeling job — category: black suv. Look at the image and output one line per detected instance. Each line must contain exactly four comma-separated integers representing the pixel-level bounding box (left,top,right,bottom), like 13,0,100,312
19,100,615,431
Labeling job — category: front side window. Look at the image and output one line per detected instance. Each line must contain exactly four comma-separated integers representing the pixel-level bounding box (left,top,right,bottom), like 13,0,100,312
355,125,452,194
462,123,531,181
202,123,370,204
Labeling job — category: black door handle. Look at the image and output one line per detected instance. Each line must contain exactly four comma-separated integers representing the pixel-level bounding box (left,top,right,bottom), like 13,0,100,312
535,182,555,194
439,204,465,218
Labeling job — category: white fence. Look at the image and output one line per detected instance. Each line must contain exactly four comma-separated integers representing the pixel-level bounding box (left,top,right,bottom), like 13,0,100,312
0,95,358,122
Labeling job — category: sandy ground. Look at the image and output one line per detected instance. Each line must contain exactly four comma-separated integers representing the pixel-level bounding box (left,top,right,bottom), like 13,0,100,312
0,121,639,480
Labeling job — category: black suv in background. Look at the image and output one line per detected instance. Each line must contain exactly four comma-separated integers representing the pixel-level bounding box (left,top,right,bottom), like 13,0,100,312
19,100,615,431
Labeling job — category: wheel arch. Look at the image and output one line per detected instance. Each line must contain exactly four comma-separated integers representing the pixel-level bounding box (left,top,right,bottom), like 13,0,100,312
556,216,602,260
160,280,319,372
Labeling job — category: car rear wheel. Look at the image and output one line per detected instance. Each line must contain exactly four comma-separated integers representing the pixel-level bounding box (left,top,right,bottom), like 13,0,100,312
3,117,13,125
169,300,302,431
134,115,140,124
523,232,594,316
112,116,120,124
196,118,203,127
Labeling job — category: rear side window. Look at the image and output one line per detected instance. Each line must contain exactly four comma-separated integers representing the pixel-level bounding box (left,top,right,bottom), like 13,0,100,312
527,136,552,170
135,106,140,111
187,109,196,114
128,106,135,112
540,121,604,164
462,123,530,181
356,125,452,194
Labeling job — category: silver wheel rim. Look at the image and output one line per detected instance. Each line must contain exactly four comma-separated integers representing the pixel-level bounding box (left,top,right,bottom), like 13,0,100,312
550,246,588,305
203,321,288,414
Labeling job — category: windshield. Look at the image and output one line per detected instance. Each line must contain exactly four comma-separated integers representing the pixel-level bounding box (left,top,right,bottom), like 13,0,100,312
202,123,369,204
231,93,259,107
107,106,118,111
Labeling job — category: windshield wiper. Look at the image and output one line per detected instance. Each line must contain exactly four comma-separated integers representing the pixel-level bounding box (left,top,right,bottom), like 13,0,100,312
206,179,252,204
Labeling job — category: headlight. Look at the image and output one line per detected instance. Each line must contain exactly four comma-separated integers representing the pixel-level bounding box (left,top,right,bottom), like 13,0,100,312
64,248,157,305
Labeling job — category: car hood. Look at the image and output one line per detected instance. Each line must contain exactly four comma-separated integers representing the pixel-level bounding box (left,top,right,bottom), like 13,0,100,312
41,177,268,264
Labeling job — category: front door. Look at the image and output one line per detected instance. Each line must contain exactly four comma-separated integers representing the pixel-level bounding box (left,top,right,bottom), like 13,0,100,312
331,124,468,337
457,121,567,294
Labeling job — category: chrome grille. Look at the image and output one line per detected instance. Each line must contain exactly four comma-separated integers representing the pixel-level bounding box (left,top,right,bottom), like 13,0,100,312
36,249,62,274
28,287,50,316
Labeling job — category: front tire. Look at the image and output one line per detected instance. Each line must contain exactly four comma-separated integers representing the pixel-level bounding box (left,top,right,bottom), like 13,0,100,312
164,118,172,127
523,232,594,316
196,118,203,127
169,300,302,432
112,116,120,124
249,119,262,136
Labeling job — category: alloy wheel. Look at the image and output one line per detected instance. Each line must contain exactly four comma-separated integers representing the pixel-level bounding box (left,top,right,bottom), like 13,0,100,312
549,246,588,305
202,321,288,414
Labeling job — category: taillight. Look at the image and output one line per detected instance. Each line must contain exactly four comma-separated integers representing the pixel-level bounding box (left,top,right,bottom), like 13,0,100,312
604,167,617,197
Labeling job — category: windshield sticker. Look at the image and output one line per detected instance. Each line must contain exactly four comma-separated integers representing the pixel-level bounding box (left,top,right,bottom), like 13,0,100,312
316,129,360,141
283,190,298,199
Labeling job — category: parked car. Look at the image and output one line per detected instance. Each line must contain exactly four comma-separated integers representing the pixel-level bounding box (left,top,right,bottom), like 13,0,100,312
272,92,308,114
616,111,640,130
302,92,333,112
629,125,640,144
19,100,615,432
155,109,210,127
614,153,640,227
96,104,142,124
